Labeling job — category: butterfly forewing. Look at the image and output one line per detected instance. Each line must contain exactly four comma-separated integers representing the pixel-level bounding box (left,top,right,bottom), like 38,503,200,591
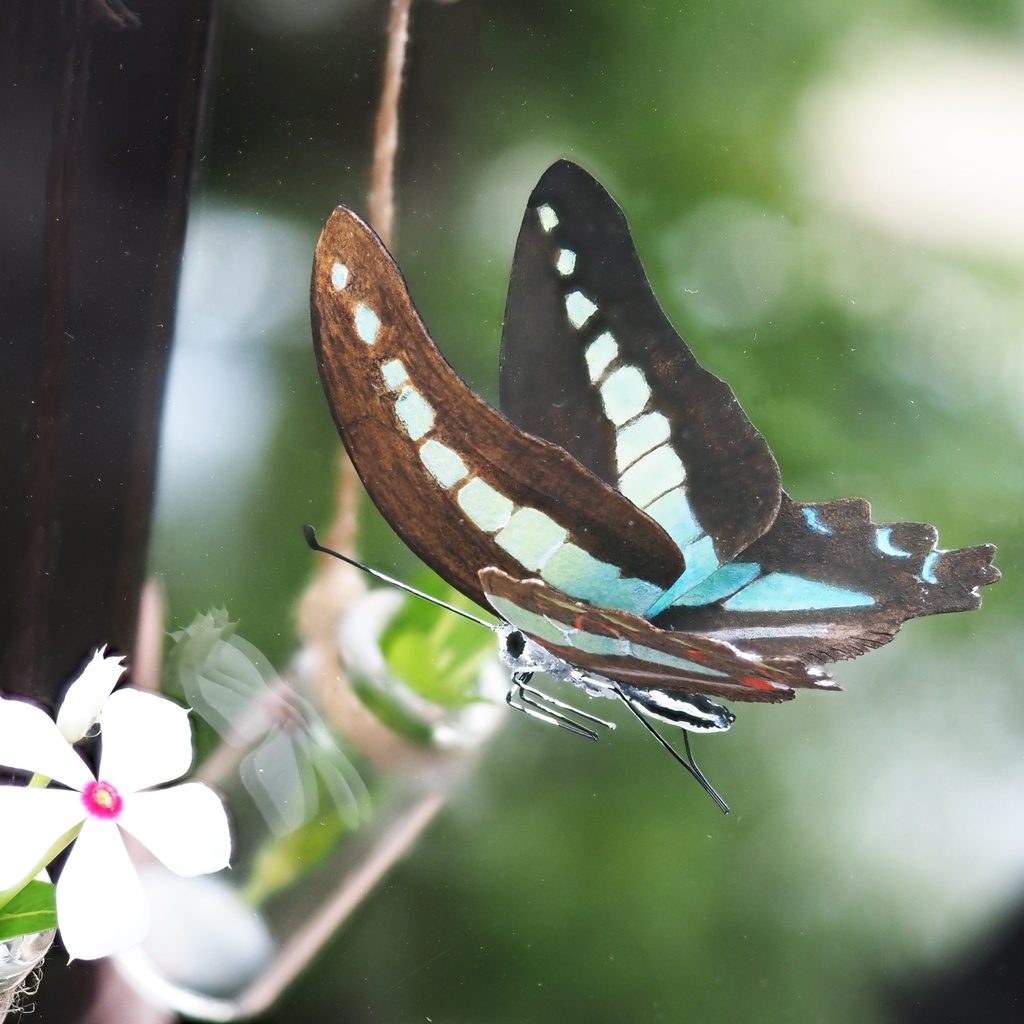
312,207,688,614
480,568,834,705
500,160,783,594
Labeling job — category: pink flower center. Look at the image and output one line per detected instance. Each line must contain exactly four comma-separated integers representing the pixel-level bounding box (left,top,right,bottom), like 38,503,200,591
82,780,123,819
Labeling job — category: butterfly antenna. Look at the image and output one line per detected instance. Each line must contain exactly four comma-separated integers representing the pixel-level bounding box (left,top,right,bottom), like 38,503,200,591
614,687,730,814
303,525,495,630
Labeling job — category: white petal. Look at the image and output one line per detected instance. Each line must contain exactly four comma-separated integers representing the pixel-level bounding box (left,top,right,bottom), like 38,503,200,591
0,698,94,789
56,647,126,743
0,787,87,889
97,689,193,793
118,784,231,877
56,817,150,961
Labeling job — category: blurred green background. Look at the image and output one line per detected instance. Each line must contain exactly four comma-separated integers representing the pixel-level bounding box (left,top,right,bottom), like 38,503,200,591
149,0,1023,1020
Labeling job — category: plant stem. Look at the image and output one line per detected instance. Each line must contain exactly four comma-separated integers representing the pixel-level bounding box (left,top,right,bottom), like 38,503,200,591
369,0,414,248
296,0,423,766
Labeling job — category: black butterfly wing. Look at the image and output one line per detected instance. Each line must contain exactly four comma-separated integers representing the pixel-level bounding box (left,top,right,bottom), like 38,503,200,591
500,160,782,595
480,568,834,704
654,495,1000,662
499,162,999,661
311,206,688,615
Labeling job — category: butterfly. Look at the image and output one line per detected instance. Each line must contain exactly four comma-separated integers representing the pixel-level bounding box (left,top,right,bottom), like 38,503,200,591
308,160,999,808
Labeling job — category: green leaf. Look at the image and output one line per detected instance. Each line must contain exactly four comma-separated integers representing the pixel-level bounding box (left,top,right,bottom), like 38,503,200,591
0,881,57,942
351,677,435,746
379,574,496,707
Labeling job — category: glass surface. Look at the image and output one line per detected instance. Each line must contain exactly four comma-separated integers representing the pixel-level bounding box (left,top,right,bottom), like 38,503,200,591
143,1,1024,1020
114,594,502,1019
0,928,55,1021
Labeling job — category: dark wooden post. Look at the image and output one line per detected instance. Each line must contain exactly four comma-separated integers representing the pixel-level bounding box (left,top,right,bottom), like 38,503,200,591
1,0,215,1018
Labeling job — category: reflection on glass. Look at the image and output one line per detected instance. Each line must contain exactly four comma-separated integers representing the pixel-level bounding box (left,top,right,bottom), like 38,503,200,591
116,592,502,1020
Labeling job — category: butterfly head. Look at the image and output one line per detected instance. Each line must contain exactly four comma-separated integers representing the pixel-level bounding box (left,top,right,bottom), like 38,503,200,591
496,622,577,684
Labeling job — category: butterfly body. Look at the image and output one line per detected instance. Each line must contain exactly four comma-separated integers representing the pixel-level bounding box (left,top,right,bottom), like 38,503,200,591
494,620,736,735
310,161,999,773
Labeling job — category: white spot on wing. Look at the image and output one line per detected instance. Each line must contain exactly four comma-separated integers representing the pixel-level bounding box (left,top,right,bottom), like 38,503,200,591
381,359,408,389
556,249,577,276
585,332,618,382
394,387,435,440
599,365,651,425
537,204,559,232
615,412,671,471
354,304,379,345
457,477,514,532
331,262,349,290
419,439,468,488
619,444,686,508
494,508,569,571
704,623,834,641
565,290,598,329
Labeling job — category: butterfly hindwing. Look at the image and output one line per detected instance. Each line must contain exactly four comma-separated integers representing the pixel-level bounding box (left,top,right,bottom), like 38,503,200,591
500,162,1000,659
311,206,689,615
480,568,834,704
654,495,1000,662
500,159,783,595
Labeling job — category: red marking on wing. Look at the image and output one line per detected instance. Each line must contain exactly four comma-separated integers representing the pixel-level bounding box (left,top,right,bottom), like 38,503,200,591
571,612,621,638
738,674,782,692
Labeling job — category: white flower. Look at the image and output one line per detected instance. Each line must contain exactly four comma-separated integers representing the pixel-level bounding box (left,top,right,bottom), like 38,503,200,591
55,647,126,743
0,674,231,961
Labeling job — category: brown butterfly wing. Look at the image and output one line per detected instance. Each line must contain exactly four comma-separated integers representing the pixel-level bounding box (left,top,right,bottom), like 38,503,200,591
311,207,688,611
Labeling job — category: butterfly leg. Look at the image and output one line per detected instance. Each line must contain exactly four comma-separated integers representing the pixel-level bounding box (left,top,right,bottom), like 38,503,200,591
520,684,617,731
506,673,615,740
613,687,730,815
